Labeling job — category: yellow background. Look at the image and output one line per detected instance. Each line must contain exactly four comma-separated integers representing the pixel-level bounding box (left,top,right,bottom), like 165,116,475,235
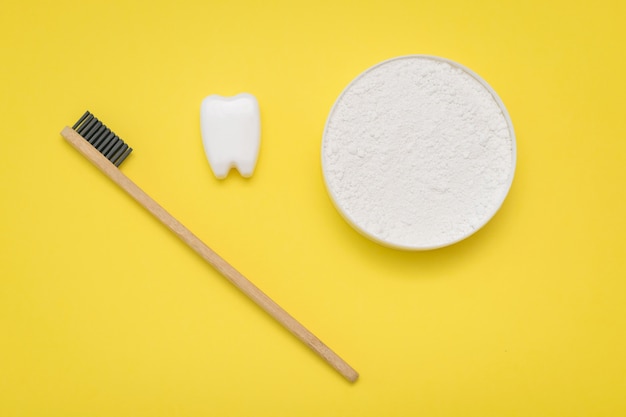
1,0,625,415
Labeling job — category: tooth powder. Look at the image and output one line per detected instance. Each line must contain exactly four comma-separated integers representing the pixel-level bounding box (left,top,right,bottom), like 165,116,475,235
321,55,516,250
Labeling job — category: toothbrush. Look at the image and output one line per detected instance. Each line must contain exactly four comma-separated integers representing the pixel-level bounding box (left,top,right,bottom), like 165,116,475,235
60,111,359,382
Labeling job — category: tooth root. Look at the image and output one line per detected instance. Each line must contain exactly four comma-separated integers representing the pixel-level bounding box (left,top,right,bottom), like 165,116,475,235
200,93,261,179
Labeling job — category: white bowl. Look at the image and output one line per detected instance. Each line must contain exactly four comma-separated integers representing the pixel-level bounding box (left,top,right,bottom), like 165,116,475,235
321,55,516,250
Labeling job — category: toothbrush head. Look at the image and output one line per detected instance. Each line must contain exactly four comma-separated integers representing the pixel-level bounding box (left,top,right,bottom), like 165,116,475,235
71,110,133,167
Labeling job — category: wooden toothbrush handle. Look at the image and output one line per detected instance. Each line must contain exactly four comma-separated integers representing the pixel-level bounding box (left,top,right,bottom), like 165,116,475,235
61,126,359,383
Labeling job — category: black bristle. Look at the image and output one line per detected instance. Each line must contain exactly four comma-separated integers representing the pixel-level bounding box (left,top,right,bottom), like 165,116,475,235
115,147,133,167
72,111,90,130
101,136,120,156
110,143,129,165
105,139,124,159
93,128,112,148
95,131,115,151
84,121,103,142
71,111,133,167
87,124,107,144
77,116,97,135
76,114,94,134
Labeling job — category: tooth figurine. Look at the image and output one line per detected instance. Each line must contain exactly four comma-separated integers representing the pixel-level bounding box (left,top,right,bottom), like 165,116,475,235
200,93,261,179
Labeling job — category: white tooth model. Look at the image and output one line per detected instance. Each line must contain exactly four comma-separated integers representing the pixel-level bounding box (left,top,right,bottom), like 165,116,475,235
200,93,260,179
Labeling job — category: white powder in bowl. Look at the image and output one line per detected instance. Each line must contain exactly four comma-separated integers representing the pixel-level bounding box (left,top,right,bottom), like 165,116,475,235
322,55,516,250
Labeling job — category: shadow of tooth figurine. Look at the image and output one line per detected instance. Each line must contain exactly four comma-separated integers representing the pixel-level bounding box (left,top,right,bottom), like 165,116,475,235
200,93,261,179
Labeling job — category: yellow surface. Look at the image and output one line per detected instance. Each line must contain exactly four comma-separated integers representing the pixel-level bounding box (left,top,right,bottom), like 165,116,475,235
1,0,625,415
